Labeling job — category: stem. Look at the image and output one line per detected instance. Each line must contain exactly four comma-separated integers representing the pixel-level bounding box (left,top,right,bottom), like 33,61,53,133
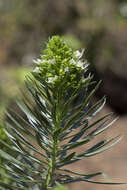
44,139,59,190
44,91,61,190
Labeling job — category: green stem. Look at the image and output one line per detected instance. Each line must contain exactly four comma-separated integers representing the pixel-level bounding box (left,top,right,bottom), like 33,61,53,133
44,92,61,189
44,140,59,190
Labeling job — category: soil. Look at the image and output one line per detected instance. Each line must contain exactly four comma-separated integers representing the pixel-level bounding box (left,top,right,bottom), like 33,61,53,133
67,105,127,190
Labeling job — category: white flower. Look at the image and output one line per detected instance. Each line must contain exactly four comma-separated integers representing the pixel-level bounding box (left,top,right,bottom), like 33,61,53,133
77,60,89,70
70,58,84,69
75,49,85,59
75,50,81,58
33,59,42,65
83,60,89,70
33,58,55,65
70,58,76,65
47,75,58,83
33,66,40,73
77,60,84,69
64,67,69,72
70,55,88,70
82,73,91,82
48,59,55,64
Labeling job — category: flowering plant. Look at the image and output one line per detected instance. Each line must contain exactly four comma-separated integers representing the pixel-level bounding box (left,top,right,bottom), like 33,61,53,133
32,36,88,88
0,36,125,190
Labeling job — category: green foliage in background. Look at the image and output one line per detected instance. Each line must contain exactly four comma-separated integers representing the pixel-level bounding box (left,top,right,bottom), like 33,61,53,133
0,36,125,190
1,0,127,71
0,67,29,118
1,0,127,115
0,67,29,188
0,122,11,186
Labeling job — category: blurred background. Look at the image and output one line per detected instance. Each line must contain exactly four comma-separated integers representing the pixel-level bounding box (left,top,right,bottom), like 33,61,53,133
0,0,127,189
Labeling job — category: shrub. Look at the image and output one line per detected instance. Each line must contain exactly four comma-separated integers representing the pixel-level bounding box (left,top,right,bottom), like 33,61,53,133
0,36,125,190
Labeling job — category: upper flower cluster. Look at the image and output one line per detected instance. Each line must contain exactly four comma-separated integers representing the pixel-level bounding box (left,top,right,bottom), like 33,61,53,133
32,36,89,87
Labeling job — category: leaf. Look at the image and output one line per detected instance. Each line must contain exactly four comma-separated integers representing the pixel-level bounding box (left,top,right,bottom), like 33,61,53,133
77,135,123,158
60,152,76,164
5,125,48,162
60,135,93,153
84,135,123,157
58,168,103,177
62,86,81,115
33,78,53,107
62,75,93,116
22,157,34,168
68,122,88,143
60,119,88,140
85,140,106,153
0,149,24,167
2,163,40,177
0,140,45,175
6,111,33,137
11,138,47,167
92,117,118,136
7,108,50,141
0,182,14,190
36,132,51,153
59,176,127,185
83,112,113,134
25,80,49,113
69,81,101,122
59,122,88,160
86,96,106,119
18,97,52,134
61,82,102,134
58,172,103,184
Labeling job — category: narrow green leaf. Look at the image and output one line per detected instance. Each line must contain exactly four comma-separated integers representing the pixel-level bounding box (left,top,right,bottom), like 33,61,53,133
57,168,103,177
84,135,123,157
20,97,52,133
5,125,48,162
84,112,113,134
36,132,51,153
60,152,76,163
15,139,48,167
93,117,118,136
0,149,24,167
60,177,127,185
8,108,51,141
77,135,123,158
59,135,93,153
